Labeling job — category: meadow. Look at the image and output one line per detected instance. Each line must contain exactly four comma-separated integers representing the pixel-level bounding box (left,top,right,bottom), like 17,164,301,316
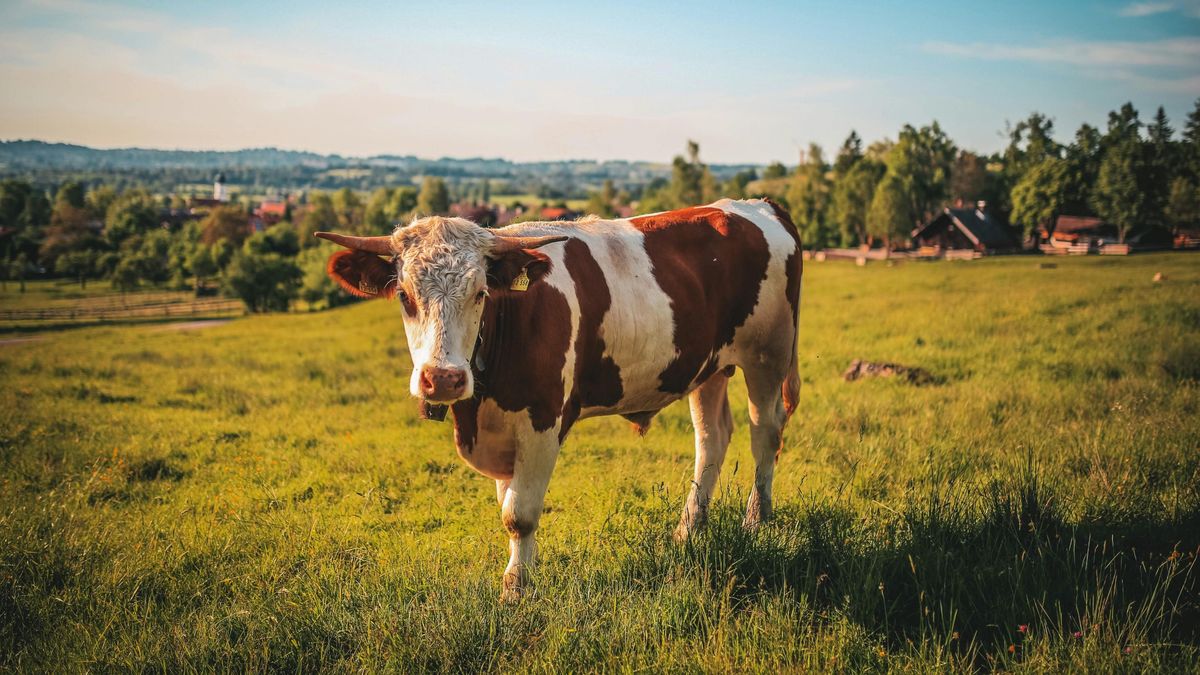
1,253,1198,672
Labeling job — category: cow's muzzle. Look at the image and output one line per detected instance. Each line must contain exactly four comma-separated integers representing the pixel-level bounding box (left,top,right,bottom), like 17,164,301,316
418,365,468,402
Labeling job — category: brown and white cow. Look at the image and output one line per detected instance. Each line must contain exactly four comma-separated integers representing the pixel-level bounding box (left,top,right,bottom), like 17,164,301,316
317,198,802,600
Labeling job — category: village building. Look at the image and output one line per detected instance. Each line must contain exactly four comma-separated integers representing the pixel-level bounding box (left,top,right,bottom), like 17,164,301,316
912,203,1020,256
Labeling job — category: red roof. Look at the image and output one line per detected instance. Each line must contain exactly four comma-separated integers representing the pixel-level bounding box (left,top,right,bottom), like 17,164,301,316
1055,215,1106,234
257,201,287,216
540,207,575,220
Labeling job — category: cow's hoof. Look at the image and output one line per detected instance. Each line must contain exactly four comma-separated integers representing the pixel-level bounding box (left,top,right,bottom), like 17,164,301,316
500,571,526,603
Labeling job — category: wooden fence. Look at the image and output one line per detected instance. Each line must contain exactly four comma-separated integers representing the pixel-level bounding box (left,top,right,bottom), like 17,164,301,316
0,297,243,323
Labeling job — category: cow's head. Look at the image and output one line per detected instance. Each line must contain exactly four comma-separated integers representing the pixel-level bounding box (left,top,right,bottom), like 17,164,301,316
317,216,565,403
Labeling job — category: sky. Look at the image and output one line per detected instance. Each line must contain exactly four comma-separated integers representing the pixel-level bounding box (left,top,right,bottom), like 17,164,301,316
0,0,1197,164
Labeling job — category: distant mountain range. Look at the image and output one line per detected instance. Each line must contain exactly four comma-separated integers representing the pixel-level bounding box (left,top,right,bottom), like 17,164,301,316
0,140,760,175
0,140,764,197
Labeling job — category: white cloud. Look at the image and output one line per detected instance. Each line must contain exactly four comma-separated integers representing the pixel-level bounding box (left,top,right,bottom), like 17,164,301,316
1119,2,1175,16
923,37,1200,68
1118,1,1200,17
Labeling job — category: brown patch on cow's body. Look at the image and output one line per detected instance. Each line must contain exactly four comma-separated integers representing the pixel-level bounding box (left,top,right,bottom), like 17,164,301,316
631,206,772,394
562,239,624,410
450,267,573,476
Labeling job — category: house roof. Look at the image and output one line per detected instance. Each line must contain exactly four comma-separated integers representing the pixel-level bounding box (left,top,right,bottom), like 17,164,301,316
914,208,1018,250
1055,215,1108,234
257,201,287,216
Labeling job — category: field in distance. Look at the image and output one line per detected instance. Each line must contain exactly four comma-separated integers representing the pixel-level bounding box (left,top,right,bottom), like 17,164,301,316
1,253,1197,671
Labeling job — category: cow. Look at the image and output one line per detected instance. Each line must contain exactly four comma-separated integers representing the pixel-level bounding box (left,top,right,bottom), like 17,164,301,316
316,198,802,600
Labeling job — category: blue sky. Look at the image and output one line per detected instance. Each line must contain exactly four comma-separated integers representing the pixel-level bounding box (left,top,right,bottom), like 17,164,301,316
0,0,1197,163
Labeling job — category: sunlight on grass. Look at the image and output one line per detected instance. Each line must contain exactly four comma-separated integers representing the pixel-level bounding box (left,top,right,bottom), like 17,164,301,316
1,253,1197,671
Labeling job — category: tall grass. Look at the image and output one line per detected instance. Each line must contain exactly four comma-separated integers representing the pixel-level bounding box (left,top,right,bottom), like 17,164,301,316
1,253,1197,671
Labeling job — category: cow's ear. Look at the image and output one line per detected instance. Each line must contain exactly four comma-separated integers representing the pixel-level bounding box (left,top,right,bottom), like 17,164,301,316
327,250,397,298
486,248,552,289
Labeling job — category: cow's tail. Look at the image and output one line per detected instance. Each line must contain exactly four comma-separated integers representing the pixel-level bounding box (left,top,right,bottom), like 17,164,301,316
782,345,800,421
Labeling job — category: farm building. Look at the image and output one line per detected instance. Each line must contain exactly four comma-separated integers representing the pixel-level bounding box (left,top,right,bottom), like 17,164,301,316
1043,215,1175,255
912,204,1020,255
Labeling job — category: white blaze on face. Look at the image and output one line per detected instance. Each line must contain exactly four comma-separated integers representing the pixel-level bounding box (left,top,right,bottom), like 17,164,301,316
391,217,493,400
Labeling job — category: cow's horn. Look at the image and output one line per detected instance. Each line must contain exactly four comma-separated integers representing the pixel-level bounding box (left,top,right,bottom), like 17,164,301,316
490,234,569,254
314,232,395,256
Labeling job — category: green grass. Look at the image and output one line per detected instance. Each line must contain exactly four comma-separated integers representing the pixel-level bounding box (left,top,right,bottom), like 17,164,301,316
1,253,1198,672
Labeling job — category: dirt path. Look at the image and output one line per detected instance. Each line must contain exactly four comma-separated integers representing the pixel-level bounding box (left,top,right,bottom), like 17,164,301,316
150,319,232,331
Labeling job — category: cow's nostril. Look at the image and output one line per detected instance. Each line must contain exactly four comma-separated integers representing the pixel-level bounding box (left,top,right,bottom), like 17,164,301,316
419,369,435,392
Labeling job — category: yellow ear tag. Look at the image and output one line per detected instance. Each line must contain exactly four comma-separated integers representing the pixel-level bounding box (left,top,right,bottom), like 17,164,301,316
510,268,531,292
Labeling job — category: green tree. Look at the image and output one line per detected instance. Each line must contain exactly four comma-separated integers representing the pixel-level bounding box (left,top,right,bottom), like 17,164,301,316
104,189,159,246
831,158,885,246
200,205,251,246
333,187,365,233
54,181,86,211
833,130,863,176
1164,177,1200,234
188,244,221,294
1092,102,1156,242
1182,98,1200,180
85,185,118,220
111,257,140,294
866,173,910,249
887,122,957,227
586,179,620,217
721,169,758,199
246,222,301,257
653,140,718,209
1010,158,1070,241
1146,106,1176,218
299,193,340,246
55,249,97,288
786,144,832,248
1093,137,1148,243
1063,123,1103,214
223,248,302,312
416,177,450,215
298,246,357,310
762,162,788,180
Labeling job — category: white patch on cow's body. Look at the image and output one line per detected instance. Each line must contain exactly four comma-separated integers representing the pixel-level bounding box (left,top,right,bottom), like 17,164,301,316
494,219,680,419
710,198,800,366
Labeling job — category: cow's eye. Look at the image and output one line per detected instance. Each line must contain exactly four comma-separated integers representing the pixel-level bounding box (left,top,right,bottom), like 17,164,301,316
475,290,486,303
398,290,408,303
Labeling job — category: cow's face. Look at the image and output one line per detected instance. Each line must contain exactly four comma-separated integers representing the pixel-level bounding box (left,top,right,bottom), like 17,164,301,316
317,217,565,404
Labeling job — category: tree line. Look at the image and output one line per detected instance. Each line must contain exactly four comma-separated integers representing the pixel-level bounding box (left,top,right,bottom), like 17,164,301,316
2,99,1197,311
631,99,1200,248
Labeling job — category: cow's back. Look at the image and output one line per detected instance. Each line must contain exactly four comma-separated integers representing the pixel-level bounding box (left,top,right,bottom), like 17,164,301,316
535,199,801,420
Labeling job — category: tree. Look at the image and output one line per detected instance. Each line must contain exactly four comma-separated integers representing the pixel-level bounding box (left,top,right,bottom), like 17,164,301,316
586,179,620,218
104,190,159,246
332,187,365,233
85,186,118,221
188,244,220,294
721,169,757,200
245,222,301,257
1092,137,1148,243
40,200,98,272
950,151,988,204
762,162,788,180
887,122,957,227
833,130,863,176
1010,158,1070,242
416,177,450,215
55,250,97,288
223,248,302,312
1183,98,1200,180
1146,106,1176,218
53,181,86,211
1063,123,1103,215
866,173,910,249
111,257,140,294
200,205,251,246
831,158,885,246
1091,102,1159,242
1164,177,1200,234
786,144,832,248
299,246,357,310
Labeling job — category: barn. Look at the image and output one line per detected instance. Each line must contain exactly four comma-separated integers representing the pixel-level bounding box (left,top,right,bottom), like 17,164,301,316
912,204,1020,255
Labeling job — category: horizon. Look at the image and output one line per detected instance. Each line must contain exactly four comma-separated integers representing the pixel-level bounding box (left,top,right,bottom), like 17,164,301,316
1,1,1199,164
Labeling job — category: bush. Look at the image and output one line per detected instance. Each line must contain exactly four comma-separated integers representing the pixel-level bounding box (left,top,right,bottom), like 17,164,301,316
222,250,302,312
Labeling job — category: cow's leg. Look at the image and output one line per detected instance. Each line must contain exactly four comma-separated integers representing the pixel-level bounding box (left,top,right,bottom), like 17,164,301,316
499,428,559,602
742,361,789,528
495,479,510,507
674,370,733,541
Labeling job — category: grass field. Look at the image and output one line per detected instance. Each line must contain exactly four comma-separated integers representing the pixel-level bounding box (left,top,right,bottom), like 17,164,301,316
1,253,1198,672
